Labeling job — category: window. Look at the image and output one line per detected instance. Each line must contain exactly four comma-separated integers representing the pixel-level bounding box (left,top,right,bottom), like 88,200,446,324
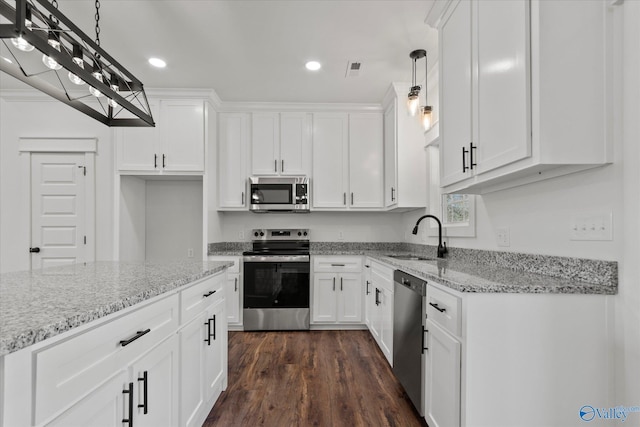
426,145,476,237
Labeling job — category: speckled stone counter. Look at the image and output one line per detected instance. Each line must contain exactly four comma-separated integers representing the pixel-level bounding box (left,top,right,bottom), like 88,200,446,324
0,260,232,356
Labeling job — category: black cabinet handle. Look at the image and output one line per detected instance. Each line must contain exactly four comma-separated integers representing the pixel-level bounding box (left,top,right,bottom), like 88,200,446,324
234,277,238,292
203,290,217,298
422,328,428,354
469,142,477,170
119,329,151,347
154,154,157,169
122,382,134,426
462,146,469,172
274,159,277,172
241,192,245,205
29,247,40,253
331,263,345,267
340,277,343,291
391,187,395,202
429,302,446,313
351,192,354,205
162,154,166,168
137,371,148,414
375,288,380,306
281,159,284,172
343,193,346,205
204,318,212,346
366,280,370,295
333,277,336,291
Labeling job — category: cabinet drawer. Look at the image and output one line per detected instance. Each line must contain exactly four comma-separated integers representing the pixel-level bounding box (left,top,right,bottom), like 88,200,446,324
181,272,225,324
426,285,461,337
208,256,240,273
34,293,179,425
313,256,362,273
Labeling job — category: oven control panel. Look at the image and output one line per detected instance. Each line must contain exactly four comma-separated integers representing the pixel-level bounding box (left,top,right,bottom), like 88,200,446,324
250,229,309,241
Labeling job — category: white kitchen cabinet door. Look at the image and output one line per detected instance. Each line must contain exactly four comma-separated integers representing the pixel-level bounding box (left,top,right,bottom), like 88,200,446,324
251,112,280,176
425,319,461,427
337,273,363,323
439,0,474,187
383,104,397,208
474,0,530,174
179,313,207,427
204,299,227,403
45,371,128,427
130,335,179,427
280,112,311,176
312,273,338,322
379,285,394,365
117,102,159,171
218,113,249,209
312,113,349,209
160,99,205,172
349,113,384,208
225,273,241,325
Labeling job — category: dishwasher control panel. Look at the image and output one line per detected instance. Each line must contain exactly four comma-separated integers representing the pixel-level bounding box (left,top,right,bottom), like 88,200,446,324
393,270,427,296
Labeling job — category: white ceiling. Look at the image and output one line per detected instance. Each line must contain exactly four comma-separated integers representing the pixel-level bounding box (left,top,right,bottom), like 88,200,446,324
1,0,438,104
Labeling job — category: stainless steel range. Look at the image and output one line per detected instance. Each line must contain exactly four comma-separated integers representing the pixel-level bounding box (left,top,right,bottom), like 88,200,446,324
242,229,310,331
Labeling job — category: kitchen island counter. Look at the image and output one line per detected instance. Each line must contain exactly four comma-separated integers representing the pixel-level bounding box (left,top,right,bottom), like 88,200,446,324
0,260,232,356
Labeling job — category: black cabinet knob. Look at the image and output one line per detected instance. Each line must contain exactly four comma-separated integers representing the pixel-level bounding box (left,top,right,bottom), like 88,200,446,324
303,232,308,236
254,232,259,237
260,232,264,236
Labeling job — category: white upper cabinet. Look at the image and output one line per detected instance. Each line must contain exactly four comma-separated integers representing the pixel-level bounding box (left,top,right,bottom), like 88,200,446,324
349,113,384,208
312,113,350,209
382,84,427,210
429,0,614,194
251,112,311,176
218,113,249,210
313,112,384,210
117,99,205,173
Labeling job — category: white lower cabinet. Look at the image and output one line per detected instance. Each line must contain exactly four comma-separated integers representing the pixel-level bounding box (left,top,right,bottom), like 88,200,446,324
365,259,394,365
425,320,461,427
1,271,228,427
311,256,364,326
424,281,611,427
208,256,242,328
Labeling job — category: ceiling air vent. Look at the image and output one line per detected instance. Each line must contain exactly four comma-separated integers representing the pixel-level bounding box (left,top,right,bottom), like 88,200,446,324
345,61,362,78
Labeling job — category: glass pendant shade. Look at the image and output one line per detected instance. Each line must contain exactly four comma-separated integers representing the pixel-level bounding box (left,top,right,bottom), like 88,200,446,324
42,33,62,70
421,106,433,132
89,71,103,97
407,89,420,116
68,45,86,85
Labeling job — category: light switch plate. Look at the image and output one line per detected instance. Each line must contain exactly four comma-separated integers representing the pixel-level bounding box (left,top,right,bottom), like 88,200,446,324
496,227,510,247
570,212,613,241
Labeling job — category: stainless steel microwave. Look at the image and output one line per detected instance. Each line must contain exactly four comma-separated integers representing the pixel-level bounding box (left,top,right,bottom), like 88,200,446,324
249,176,310,213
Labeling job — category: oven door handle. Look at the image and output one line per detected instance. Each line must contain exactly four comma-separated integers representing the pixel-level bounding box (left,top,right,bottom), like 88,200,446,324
243,255,310,263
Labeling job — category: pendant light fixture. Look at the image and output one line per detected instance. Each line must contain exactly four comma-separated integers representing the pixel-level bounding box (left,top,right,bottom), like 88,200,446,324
407,49,433,132
0,0,154,127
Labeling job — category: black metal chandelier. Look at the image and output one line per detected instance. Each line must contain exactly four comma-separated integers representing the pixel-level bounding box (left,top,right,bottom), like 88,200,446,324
0,0,154,127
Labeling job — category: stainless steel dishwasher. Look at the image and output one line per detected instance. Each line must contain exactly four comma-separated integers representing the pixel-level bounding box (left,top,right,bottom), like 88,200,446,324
393,269,427,416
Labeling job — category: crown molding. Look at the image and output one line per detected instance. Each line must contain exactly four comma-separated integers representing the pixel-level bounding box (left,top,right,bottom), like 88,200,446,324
216,101,383,113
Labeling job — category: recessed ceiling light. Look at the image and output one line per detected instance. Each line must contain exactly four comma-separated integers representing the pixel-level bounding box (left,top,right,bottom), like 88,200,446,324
305,61,321,71
148,57,167,68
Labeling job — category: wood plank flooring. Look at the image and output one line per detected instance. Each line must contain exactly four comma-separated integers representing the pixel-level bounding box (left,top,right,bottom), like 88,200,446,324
204,330,427,427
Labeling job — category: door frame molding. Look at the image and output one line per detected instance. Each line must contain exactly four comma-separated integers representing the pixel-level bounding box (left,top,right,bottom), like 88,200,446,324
19,138,97,270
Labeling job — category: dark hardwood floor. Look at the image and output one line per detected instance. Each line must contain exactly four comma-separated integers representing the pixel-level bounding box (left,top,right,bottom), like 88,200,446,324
204,330,427,427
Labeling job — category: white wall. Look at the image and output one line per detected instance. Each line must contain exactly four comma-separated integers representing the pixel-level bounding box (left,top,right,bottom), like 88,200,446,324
219,211,405,242
0,96,115,273
145,179,203,261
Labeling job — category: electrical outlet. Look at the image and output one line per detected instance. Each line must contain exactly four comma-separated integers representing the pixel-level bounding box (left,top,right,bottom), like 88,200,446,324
238,231,244,240
187,248,194,258
570,212,613,241
338,230,344,241
496,227,510,247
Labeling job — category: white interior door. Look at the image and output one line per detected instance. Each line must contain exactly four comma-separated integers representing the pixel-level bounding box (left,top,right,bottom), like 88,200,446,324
31,153,87,269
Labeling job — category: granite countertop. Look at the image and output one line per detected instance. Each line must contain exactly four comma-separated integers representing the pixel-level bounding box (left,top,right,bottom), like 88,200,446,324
0,260,232,356
363,252,616,295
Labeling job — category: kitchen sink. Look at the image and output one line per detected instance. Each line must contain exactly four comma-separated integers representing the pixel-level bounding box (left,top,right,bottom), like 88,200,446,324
385,254,436,261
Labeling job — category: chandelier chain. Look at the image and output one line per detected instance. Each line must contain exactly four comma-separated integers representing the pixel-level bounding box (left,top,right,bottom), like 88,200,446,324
94,0,101,47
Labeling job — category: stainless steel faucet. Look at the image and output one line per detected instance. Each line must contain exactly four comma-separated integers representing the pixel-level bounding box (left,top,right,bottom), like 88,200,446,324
411,214,448,258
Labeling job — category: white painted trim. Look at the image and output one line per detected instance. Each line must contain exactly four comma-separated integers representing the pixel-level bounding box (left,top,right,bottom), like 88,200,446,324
19,138,97,153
